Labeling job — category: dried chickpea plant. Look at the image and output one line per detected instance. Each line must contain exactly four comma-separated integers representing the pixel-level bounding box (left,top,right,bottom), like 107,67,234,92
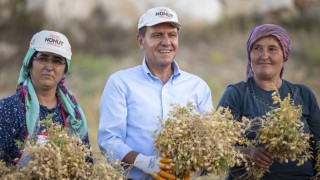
153,102,251,179
0,114,125,180
314,142,320,178
242,89,312,180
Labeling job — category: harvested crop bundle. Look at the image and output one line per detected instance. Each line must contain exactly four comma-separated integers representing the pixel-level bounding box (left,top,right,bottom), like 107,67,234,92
243,90,312,180
153,102,250,179
315,142,320,178
0,114,124,180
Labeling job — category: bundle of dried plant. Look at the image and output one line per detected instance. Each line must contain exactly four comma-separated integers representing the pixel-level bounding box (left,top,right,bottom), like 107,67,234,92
153,102,250,179
243,90,312,180
0,114,124,180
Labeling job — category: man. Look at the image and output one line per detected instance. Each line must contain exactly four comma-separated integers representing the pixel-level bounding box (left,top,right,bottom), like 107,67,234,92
98,7,213,180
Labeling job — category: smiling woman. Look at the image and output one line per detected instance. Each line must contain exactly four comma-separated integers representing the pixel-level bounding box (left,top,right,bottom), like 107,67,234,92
0,30,91,168
218,24,320,180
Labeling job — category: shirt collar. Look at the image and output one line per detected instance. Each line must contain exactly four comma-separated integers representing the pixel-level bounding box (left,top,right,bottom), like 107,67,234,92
141,56,181,83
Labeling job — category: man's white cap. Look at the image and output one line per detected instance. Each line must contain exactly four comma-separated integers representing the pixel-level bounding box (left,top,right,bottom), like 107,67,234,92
138,7,182,30
29,30,72,60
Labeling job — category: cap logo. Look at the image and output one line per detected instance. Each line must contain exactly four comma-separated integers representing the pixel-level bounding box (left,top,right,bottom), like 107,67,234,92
137,7,181,30
156,9,173,19
44,34,64,48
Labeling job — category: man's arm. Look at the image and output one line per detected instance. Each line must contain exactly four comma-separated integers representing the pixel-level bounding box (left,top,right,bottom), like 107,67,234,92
98,74,132,161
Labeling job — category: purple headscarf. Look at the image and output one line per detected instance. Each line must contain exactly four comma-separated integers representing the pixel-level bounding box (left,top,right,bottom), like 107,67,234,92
246,24,291,80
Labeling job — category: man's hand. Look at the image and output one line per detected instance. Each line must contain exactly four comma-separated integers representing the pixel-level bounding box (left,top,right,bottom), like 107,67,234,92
133,154,176,179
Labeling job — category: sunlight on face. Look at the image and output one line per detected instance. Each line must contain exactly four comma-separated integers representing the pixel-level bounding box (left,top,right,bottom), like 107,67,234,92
138,23,179,71
250,36,284,81
30,52,66,91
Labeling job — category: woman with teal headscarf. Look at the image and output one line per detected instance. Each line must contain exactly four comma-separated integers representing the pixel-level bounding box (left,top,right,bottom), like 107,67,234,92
0,30,90,166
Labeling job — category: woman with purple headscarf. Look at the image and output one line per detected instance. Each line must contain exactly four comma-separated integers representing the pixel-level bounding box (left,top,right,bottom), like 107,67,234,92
218,24,320,179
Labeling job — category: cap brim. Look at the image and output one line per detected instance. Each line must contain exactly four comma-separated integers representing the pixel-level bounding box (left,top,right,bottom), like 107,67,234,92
34,47,71,60
139,21,181,30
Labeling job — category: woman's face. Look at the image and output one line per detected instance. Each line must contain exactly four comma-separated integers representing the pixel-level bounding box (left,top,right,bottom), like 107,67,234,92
250,36,284,81
29,52,66,92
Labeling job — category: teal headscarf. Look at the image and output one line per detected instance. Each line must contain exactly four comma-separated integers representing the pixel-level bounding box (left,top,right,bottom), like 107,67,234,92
17,48,88,140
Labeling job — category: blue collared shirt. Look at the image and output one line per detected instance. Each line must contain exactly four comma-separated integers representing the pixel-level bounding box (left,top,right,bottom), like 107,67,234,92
98,58,213,179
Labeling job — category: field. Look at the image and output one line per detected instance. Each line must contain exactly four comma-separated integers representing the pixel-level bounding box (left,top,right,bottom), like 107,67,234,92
0,17,319,179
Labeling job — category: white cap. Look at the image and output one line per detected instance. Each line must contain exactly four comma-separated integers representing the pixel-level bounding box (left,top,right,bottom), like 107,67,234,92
138,7,181,30
30,30,72,60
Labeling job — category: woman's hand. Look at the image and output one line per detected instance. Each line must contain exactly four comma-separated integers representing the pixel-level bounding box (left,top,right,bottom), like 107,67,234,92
250,147,274,168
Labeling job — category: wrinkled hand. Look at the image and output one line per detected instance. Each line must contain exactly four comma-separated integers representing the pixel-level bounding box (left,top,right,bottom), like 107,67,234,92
250,147,274,168
134,154,176,179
